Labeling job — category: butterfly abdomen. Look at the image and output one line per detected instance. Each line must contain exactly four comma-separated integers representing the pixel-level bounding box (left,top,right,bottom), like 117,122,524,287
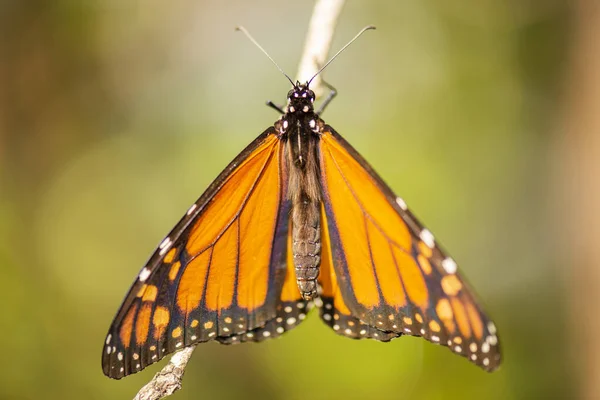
284,104,323,301
291,195,321,300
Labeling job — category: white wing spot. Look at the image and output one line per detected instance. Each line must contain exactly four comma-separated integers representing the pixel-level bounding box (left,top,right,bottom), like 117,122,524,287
117,352,123,361
323,313,332,321
333,325,340,331
105,334,112,344
283,120,289,129
396,197,408,210
483,357,490,366
487,335,498,345
360,329,367,335
303,106,309,112
186,203,197,215
139,267,151,282
482,342,490,353
442,257,458,274
286,317,297,325
106,346,112,355
420,229,435,248
488,322,497,334
284,306,292,313
276,327,284,334
159,237,171,249
345,329,352,335
263,331,271,337
431,335,440,342
470,354,477,361
191,335,197,341
299,313,306,320
469,343,478,352
454,346,462,353
247,333,254,338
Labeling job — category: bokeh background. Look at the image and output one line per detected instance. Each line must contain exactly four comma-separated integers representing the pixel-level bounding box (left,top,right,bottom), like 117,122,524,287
1,1,597,399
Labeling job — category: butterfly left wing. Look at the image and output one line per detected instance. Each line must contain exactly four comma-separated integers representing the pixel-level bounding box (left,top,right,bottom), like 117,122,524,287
102,129,309,379
317,127,501,372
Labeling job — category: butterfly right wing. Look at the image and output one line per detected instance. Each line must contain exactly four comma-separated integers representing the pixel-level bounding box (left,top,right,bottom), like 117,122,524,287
316,127,501,371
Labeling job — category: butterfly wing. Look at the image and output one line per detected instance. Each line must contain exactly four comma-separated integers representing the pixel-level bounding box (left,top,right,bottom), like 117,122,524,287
317,127,501,371
102,128,307,379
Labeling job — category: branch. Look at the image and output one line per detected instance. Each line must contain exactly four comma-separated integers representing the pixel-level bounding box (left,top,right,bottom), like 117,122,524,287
296,0,346,98
133,346,196,400
132,2,345,399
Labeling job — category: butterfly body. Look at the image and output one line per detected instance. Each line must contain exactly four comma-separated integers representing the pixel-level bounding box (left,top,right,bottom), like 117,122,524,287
279,84,323,300
102,81,501,380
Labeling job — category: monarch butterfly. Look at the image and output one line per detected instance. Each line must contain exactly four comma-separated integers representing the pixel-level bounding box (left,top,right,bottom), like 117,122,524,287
102,26,501,379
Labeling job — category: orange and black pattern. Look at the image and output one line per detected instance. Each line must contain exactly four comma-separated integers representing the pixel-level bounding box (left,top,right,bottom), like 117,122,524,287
103,81,500,379
102,130,310,379
317,128,500,371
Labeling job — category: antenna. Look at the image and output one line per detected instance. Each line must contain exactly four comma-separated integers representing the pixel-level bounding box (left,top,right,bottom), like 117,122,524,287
308,25,376,86
236,26,295,87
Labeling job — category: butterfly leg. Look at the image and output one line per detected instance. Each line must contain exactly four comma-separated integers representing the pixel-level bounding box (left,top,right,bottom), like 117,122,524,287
316,80,337,115
266,101,285,114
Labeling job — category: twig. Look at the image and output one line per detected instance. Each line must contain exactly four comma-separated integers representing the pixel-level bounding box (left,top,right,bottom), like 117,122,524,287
133,346,196,400
296,0,346,98
131,2,345,399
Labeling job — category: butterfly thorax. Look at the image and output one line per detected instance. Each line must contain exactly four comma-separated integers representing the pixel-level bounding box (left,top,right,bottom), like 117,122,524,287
277,83,324,301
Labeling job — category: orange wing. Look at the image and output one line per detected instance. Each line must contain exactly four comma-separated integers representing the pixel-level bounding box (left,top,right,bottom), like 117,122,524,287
102,129,308,379
317,127,501,372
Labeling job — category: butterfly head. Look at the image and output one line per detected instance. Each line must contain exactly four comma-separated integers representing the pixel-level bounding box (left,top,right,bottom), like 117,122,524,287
286,82,315,114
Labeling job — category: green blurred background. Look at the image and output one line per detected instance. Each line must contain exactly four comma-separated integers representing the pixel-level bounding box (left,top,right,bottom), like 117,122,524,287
2,1,596,399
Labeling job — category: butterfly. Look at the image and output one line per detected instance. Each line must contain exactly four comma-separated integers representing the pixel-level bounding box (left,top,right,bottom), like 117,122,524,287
102,26,500,379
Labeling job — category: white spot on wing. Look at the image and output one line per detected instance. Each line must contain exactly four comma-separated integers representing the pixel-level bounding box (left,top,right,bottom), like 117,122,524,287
442,257,458,274
482,342,490,353
420,229,435,248
186,203,197,215
105,334,112,344
396,197,407,210
139,267,151,282
159,237,171,249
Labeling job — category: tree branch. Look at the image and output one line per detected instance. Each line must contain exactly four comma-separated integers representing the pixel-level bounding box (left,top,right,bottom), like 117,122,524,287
296,0,346,98
132,1,345,398
133,345,196,400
